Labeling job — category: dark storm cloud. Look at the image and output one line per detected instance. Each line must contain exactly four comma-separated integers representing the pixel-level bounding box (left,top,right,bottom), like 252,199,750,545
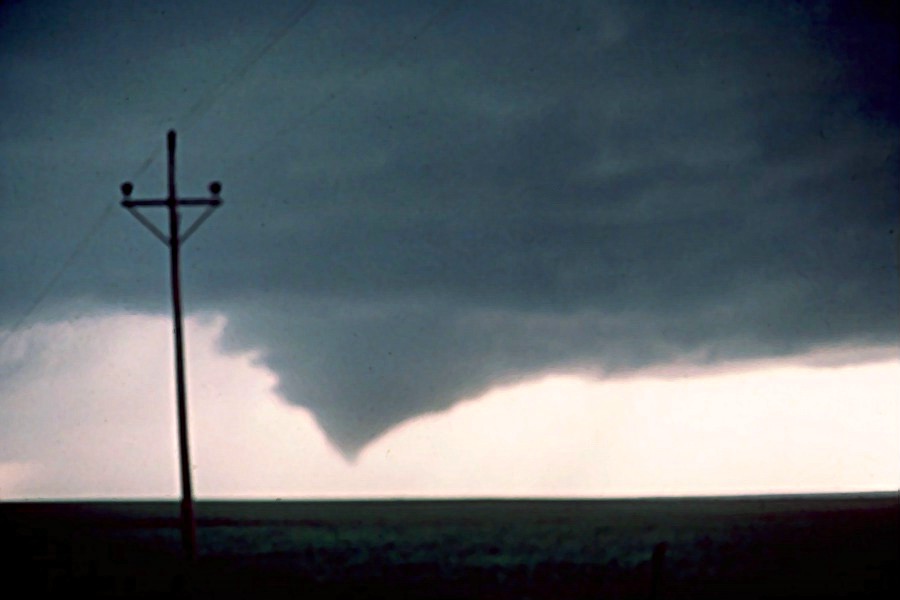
1,0,897,457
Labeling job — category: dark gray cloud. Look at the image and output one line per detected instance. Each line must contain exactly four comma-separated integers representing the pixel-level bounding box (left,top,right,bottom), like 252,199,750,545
2,0,897,458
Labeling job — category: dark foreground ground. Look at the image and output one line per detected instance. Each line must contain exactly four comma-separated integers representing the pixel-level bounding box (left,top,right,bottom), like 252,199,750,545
2,494,897,599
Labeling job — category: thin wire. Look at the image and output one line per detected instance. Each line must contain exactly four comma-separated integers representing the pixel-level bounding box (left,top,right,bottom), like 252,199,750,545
0,1,321,352
248,0,464,158
0,203,117,351
177,0,319,134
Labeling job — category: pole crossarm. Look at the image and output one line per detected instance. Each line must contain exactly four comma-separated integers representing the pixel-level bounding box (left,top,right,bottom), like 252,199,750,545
123,198,223,206
122,199,168,207
121,175,223,246
117,130,223,563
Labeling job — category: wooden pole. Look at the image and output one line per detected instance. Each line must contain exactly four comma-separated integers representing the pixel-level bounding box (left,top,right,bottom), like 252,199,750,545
166,130,197,562
120,130,223,562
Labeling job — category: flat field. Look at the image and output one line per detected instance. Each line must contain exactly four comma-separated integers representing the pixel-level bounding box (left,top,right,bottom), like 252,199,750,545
2,494,897,598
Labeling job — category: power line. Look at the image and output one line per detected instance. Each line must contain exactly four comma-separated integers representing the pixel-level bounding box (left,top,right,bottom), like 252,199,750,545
243,0,464,160
176,0,319,134
0,203,116,352
0,2,320,352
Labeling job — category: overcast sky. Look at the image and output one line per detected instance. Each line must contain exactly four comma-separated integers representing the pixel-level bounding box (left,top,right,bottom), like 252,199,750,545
1,0,898,496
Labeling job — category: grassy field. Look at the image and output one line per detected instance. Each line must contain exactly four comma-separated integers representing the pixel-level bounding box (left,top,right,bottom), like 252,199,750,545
2,494,897,598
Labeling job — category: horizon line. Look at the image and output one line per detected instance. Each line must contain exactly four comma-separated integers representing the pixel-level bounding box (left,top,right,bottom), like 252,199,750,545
5,489,898,504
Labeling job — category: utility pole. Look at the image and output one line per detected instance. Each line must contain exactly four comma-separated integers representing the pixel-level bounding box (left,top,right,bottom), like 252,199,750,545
120,130,222,562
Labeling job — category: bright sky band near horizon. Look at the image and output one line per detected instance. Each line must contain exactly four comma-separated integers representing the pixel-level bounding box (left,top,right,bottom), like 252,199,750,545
1,313,896,499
